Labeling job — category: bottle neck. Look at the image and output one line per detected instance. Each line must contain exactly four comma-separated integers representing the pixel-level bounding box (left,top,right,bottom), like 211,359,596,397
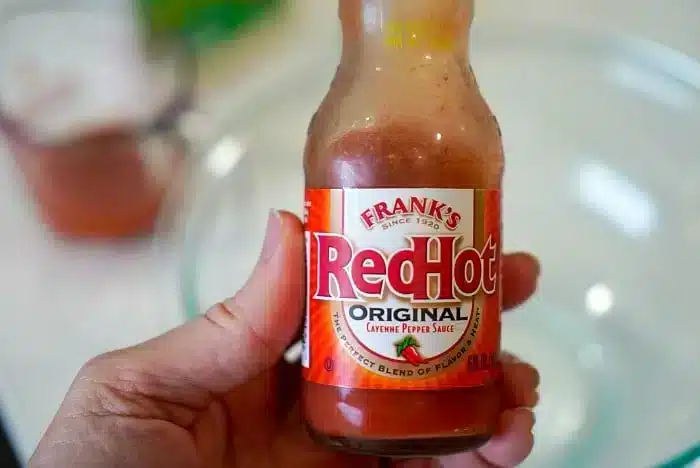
339,0,473,59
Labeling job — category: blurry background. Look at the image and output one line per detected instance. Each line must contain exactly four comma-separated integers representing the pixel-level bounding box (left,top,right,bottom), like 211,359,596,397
0,0,699,467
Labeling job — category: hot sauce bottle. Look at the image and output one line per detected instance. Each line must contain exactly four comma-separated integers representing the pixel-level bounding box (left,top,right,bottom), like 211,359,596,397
302,0,504,457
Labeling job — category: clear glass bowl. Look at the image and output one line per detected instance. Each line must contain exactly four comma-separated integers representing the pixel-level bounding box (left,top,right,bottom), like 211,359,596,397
0,1,194,239
162,24,700,468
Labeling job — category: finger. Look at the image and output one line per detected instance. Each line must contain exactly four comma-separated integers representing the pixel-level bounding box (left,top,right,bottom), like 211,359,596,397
477,408,535,468
105,211,305,398
192,400,228,466
400,406,537,468
502,253,540,311
223,357,301,436
275,400,375,468
501,354,540,409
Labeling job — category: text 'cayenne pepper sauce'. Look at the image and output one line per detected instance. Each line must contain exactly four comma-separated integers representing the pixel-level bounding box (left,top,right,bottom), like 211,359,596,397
302,0,505,457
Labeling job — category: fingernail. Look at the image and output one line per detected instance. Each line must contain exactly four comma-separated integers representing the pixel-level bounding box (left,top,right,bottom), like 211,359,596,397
515,407,536,431
524,254,541,278
534,257,542,277
260,210,282,263
525,390,540,408
501,352,522,364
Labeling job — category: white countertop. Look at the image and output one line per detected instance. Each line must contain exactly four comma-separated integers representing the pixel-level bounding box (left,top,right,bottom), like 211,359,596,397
2,0,699,463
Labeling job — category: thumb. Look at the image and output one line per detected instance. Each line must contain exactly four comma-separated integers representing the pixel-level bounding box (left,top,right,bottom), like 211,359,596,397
121,210,305,394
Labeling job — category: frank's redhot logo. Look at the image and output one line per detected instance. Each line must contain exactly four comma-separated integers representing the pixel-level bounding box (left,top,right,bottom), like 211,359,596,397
313,233,498,302
302,188,502,390
360,196,462,231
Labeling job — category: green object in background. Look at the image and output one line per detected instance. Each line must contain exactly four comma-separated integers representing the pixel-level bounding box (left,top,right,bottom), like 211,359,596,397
138,0,283,49
655,442,700,468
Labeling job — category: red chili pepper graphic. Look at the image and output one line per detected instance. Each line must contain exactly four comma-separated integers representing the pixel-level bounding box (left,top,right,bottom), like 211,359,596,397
401,345,426,367
394,336,428,367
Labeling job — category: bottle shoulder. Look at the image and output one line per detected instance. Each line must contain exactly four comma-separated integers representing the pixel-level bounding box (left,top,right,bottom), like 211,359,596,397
304,59,504,189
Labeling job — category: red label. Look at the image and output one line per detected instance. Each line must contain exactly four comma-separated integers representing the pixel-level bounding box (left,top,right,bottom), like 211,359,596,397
302,188,502,390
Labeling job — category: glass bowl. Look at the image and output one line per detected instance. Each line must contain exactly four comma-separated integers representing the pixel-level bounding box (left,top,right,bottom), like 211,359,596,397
0,1,194,239
161,24,700,468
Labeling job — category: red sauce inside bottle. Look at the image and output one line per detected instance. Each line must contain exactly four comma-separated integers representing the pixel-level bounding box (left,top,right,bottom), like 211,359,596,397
302,1,505,457
304,123,503,457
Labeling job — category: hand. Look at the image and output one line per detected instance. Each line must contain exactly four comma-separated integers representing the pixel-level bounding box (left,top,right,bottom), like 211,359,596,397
30,211,541,468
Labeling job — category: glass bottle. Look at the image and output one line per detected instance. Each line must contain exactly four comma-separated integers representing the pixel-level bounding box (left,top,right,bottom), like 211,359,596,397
303,0,505,458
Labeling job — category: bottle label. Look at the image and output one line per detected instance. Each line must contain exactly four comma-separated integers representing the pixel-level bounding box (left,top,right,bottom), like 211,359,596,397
302,188,502,390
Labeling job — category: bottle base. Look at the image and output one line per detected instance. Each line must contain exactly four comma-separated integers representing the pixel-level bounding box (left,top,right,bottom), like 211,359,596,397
307,425,491,458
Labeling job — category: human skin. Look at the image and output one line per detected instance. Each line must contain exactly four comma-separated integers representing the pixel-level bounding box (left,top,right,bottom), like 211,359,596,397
29,211,541,468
